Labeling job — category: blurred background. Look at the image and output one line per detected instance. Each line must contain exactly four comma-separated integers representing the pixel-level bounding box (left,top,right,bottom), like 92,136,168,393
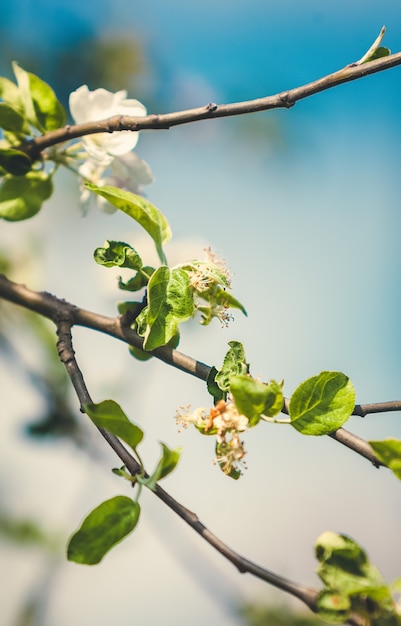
1,1,401,625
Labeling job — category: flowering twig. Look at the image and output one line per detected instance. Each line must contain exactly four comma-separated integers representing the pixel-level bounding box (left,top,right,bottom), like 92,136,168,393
0,273,397,471
55,315,323,617
20,50,401,161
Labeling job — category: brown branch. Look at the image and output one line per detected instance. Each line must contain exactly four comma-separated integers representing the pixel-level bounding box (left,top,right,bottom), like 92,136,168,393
0,273,397,471
353,401,401,417
19,51,401,161
55,315,322,616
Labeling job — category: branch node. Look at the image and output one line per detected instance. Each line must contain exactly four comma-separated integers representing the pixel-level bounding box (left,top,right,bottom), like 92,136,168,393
206,102,218,113
56,319,75,366
278,91,295,108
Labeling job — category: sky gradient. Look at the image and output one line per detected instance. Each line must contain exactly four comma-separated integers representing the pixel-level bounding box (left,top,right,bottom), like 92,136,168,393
1,3,401,625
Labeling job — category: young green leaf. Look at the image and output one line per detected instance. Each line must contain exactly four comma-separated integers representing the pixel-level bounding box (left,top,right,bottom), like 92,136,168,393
128,329,179,361
118,266,155,292
67,496,140,565
139,442,181,491
315,531,396,623
207,366,226,403
316,589,351,624
0,103,25,133
230,375,284,426
85,184,171,264
357,26,391,65
12,62,66,131
84,399,144,451
0,76,22,110
94,240,143,270
128,345,154,361
0,148,32,175
28,71,67,130
0,171,53,220
142,266,194,350
215,341,248,393
289,371,355,436
369,439,401,481
212,287,247,316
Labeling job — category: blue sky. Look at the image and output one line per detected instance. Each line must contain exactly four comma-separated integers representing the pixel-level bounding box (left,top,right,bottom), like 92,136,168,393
1,3,401,626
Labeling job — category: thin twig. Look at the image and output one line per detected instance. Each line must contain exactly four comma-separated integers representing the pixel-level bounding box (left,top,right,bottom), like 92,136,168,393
19,51,401,160
55,317,322,615
353,401,401,417
0,273,397,471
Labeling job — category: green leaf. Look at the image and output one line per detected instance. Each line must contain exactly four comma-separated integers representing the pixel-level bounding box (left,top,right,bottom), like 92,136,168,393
118,266,155,292
358,27,391,65
28,71,67,130
13,62,66,131
94,240,143,270
0,76,22,109
85,184,171,264
213,287,247,316
128,345,154,361
369,439,401,480
84,399,143,451
314,532,398,623
215,341,248,392
230,375,284,426
289,371,355,436
315,532,390,596
117,300,145,318
142,266,194,350
0,171,53,220
316,589,351,624
0,148,31,175
0,103,25,133
139,442,181,491
207,366,226,403
128,330,179,361
67,496,140,565
365,46,391,62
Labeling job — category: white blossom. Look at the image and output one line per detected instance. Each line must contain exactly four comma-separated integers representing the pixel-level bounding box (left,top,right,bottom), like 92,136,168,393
108,152,154,193
69,86,154,212
69,85,147,163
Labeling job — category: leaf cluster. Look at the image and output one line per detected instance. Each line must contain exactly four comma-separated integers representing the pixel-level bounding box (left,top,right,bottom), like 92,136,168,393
67,399,181,564
0,63,66,220
315,532,401,624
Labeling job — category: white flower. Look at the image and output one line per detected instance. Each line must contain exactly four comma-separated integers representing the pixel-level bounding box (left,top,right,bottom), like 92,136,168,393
176,400,248,438
78,158,106,210
176,400,249,476
77,152,155,213
69,85,147,163
211,401,248,441
108,152,154,194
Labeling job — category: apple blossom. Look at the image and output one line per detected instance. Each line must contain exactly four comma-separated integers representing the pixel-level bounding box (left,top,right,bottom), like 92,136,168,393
176,400,249,476
69,85,147,163
77,151,154,213
68,86,154,211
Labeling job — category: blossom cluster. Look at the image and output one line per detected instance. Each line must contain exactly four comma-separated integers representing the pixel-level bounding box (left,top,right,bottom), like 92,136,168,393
68,85,154,211
176,399,249,476
183,247,235,327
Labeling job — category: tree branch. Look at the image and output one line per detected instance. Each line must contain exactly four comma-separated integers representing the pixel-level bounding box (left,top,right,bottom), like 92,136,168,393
20,51,401,160
55,316,324,617
0,273,396,470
